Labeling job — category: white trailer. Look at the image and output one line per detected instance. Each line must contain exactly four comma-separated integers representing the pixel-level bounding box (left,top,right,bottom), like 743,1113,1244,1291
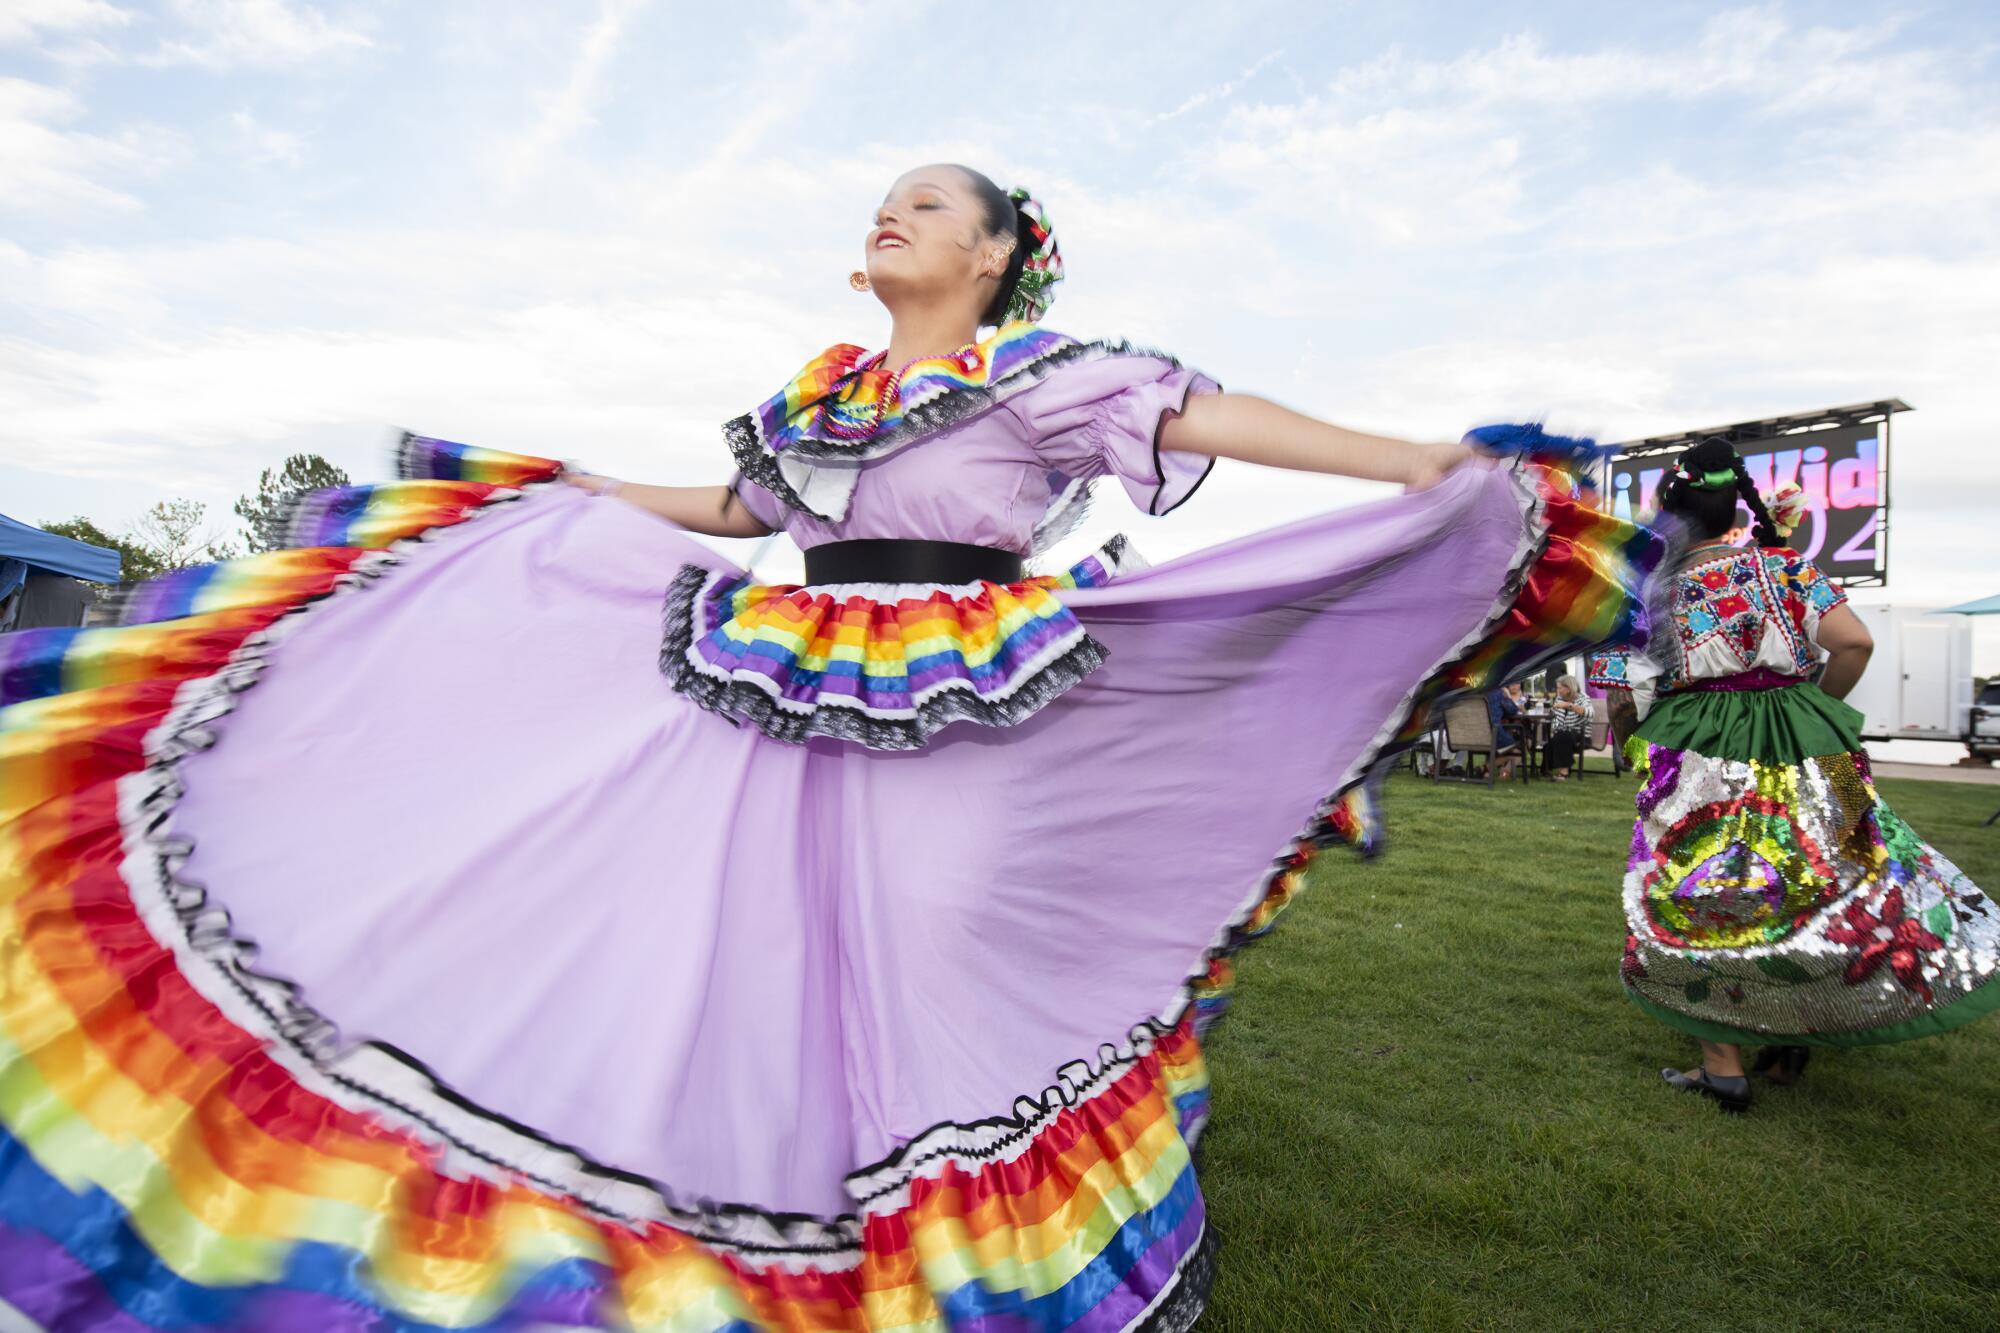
1845,603,1975,744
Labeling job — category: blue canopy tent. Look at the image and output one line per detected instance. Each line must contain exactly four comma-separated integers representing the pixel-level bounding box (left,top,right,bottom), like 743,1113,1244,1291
1934,592,2000,617
0,513,122,632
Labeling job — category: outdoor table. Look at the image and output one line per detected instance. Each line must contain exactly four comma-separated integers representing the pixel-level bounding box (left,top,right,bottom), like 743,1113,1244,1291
1518,711,1551,778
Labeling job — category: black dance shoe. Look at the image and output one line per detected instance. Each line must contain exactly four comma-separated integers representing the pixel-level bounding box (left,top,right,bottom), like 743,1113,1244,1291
1660,1067,1752,1114
1750,1045,1812,1086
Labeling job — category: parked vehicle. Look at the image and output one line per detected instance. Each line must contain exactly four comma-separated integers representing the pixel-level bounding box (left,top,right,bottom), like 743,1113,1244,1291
1845,603,1975,746
1971,680,2000,763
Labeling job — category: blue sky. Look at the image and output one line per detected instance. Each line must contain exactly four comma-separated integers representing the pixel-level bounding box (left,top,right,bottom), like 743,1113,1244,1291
4,2,1998,657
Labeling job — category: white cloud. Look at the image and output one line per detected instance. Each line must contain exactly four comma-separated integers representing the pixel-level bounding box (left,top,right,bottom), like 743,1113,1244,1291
1198,99,1529,247
142,0,370,68
0,0,129,47
0,76,184,218
1317,10,1938,120
506,0,650,184
0,221,831,503
227,107,302,165
1186,8,1982,256
1156,48,1284,122
2,4,1996,651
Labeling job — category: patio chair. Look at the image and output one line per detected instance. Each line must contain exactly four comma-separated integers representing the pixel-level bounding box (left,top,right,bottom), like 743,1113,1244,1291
1576,697,1616,777
1407,729,1447,777
1435,697,1514,785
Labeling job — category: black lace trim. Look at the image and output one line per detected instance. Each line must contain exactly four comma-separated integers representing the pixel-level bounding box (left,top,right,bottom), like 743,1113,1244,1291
845,1022,1179,1208
1093,530,1136,570
723,430,823,523
659,564,1109,752
1031,474,1095,556
1138,1220,1218,1333
724,338,1190,521
392,427,427,479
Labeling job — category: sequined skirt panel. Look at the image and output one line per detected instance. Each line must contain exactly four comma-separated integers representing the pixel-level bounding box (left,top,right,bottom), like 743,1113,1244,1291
1621,742,1999,1044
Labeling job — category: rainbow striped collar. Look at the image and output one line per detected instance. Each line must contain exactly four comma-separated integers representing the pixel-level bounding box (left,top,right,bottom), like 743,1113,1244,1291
753,321,1076,458
724,325,1178,524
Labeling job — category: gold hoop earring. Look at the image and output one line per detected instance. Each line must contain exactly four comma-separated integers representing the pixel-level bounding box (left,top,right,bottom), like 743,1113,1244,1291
849,270,872,292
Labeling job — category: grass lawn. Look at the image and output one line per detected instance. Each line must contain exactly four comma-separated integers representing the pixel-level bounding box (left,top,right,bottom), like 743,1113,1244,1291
1197,768,2000,1331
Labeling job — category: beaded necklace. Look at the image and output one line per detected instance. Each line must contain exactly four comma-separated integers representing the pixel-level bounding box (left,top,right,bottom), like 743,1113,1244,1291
819,342,981,441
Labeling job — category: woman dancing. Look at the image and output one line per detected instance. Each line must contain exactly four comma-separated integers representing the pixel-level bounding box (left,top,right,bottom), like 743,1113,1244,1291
0,165,1652,1329
1621,438,1997,1114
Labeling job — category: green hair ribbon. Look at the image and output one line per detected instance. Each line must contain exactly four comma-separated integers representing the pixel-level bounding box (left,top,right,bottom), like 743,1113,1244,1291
1680,466,1737,491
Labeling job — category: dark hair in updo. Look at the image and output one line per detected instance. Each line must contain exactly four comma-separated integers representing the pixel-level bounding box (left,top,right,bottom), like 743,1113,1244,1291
1659,436,1783,546
952,165,1033,326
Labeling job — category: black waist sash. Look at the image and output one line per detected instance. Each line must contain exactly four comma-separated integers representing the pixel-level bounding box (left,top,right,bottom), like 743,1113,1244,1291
803,539,1025,587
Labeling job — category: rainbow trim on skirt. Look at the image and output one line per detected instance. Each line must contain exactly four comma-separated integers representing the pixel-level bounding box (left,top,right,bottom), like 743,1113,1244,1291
661,538,1135,751
0,441,1222,1330
0,430,1659,1329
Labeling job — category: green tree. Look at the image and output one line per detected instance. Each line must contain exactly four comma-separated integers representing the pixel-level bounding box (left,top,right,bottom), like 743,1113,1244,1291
234,453,350,554
39,516,168,584
129,499,239,570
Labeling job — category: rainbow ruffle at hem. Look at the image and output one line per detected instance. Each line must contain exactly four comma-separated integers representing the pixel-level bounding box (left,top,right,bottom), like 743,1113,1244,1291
660,537,1137,751
0,429,1660,1330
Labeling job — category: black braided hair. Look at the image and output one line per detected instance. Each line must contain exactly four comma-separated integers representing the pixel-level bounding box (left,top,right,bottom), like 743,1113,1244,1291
1729,454,1784,548
1658,436,1780,546
953,165,1033,326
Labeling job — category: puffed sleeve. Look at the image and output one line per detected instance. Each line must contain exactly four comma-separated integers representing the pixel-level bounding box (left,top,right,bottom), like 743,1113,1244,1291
1766,549,1848,645
1008,354,1221,516
725,471,787,533
1626,651,1664,722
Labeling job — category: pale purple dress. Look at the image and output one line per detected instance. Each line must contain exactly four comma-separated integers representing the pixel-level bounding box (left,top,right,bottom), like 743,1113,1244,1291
134,346,1599,1324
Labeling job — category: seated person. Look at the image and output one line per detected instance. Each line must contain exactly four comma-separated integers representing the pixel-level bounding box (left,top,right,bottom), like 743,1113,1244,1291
1543,673,1591,780
1488,688,1524,781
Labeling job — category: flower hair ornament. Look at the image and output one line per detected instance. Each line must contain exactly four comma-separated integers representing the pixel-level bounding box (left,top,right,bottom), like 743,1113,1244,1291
1005,187,1064,323
1763,481,1809,539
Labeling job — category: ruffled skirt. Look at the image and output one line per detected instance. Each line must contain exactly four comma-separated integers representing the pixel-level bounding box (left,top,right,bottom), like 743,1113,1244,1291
1622,682,2000,1045
0,445,1654,1330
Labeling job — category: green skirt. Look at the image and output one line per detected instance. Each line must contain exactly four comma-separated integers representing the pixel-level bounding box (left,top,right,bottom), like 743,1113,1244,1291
1633,678,1862,765
1621,682,1998,1046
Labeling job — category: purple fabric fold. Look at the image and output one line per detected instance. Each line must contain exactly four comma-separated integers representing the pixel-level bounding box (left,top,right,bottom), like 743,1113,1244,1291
166,468,1533,1225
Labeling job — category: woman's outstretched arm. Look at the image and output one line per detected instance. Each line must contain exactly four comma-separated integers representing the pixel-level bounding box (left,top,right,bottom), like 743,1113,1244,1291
1159,393,1476,490
562,475,774,539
